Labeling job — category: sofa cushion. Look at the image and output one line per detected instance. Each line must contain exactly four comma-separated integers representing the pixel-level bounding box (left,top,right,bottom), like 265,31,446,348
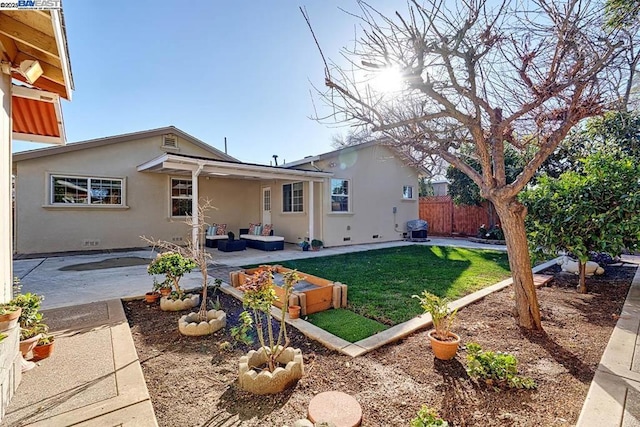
261,224,273,236
248,223,260,234
240,234,284,242
216,224,227,235
206,234,228,240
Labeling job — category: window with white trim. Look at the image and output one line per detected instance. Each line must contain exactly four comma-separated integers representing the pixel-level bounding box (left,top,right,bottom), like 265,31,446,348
171,178,192,217
282,182,303,212
330,179,350,212
403,185,414,199
51,175,123,205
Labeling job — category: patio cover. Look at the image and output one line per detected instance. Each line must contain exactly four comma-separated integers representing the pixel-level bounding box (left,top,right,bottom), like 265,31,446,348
138,152,333,249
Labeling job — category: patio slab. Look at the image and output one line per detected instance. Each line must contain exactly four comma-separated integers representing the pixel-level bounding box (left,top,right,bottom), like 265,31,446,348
1,299,157,427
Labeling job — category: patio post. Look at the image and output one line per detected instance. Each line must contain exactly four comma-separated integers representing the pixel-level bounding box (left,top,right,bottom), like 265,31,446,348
0,67,11,303
308,180,314,241
192,164,204,253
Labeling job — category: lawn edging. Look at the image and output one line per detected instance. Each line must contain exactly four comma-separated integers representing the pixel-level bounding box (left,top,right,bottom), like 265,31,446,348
218,257,561,357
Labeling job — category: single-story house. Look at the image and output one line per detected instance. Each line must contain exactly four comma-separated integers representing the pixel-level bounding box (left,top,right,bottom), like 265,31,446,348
12,126,421,254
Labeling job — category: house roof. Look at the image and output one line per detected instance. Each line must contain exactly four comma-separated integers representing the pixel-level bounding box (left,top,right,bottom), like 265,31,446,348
281,139,430,175
138,152,332,181
12,126,237,163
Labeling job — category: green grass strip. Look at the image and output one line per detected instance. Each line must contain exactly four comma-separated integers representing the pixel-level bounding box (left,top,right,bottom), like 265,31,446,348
305,309,388,343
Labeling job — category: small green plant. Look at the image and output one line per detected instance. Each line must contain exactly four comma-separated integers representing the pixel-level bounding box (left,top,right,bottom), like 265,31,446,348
311,239,323,249
466,342,536,389
412,291,457,340
0,304,19,316
410,405,449,427
147,251,197,297
230,310,254,347
219,341,233,352
38,333,55,346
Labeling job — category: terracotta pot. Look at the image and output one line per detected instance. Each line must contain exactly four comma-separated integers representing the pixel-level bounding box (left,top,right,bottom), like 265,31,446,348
288,305,301,319
20,333,42,358
33,341,55,361
0,307,21,332
145,292,160,303
427,330,460,361
159,288,172,297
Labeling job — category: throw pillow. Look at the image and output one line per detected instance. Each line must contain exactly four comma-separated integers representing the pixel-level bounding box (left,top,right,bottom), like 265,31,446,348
207,224,217,236
261,224,273,236
248,223,260,235
216,224,227,235
254,225,262,235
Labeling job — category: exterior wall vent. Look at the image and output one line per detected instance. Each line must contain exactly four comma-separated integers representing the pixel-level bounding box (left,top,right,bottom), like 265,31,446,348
162,134,178,149
82,239,101,247
343,237,351,242
372,235,379,239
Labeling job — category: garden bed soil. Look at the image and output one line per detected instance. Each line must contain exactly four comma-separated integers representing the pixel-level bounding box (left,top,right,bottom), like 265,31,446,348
124,263,637,426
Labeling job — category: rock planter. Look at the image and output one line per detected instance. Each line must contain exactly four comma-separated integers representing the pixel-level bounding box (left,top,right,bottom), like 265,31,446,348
238,346,304,395
178,310,226,336
160,294,199,311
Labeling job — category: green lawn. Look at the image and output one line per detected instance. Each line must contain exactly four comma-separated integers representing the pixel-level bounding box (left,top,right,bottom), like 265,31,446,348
267,245,511,326
305,309,388,342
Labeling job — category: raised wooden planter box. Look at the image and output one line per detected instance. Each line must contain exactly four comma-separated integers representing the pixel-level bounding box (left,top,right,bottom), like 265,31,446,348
232,265,347,315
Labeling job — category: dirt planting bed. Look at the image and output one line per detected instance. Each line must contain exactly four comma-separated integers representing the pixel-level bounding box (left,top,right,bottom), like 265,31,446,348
124,263,637,426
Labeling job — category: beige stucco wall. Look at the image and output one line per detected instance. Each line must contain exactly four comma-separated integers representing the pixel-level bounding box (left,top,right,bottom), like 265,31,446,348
14,134,259,254
302,144,419,247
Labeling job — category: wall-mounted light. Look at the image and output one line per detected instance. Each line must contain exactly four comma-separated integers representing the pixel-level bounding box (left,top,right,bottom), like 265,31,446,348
18,59,44,84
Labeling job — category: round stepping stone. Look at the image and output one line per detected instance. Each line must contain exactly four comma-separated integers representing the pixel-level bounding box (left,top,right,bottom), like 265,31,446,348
308,391,362,427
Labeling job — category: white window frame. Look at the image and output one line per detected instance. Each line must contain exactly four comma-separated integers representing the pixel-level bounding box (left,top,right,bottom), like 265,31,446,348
170,177,193,218
402,185,415,200
282,181,304,213
330,178,351,213
49,174,125,206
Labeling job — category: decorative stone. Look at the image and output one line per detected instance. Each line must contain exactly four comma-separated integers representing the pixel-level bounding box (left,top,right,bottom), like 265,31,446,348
557,256,604,276
238,346,304,395
292,419,314,427
160,294,199,311
308,391,362,427
178,310,226,336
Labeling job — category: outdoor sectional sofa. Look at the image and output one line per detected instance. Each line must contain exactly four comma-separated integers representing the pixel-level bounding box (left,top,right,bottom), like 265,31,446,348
239,228,285,251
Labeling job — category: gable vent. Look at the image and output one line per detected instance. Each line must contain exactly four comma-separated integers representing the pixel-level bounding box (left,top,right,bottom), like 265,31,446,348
162,134,178,149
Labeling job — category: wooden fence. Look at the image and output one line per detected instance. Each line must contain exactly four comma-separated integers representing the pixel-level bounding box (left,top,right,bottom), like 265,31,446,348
419,196,497,236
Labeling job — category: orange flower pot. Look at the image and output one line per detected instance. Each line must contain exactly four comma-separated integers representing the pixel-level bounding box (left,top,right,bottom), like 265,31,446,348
288,305,301,319
33,341,55,361
145,292,160,303
427,330,460,360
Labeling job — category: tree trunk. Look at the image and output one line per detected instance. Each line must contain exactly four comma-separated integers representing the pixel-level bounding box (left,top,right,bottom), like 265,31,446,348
578,261,587,294
492,198,543,331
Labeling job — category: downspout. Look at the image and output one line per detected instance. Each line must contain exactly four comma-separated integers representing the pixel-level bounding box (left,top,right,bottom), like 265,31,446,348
192,163,204,253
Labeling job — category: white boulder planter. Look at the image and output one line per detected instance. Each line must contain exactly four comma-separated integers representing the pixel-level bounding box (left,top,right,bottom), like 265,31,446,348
178,310,227,336
238,346,304,395
160,294,199,311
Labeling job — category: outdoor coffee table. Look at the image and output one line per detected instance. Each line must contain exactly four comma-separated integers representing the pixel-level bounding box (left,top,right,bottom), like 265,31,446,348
218,239,246,252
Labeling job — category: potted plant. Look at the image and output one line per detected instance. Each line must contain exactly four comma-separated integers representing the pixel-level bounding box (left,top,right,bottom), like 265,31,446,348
145,279,162,303
0,303,21,332
311,239,323,251
237,267,304,394
147,251,199,311
33,333,55,361
298,240,310,251
288,304,301,319
412,290,460,360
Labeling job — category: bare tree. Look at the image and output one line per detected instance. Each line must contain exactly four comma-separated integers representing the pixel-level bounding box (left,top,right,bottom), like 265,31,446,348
304,0,627,330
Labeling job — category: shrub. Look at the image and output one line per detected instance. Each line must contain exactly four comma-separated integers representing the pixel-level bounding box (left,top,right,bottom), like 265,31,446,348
466,342,536,389
412,291,457,340
410,405,449,427
147,251,197,297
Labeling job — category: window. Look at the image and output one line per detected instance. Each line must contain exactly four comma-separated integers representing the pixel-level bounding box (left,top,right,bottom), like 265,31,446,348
171,178,192,217
282,182,303,212
51,175,123,205
403,185,414,199
331,179,350,212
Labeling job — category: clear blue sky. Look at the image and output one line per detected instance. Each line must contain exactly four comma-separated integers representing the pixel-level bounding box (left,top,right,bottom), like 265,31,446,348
13,1,396,164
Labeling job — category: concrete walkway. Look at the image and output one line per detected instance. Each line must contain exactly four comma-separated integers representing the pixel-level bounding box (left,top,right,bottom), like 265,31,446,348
577,255,640,426
1,300,156,426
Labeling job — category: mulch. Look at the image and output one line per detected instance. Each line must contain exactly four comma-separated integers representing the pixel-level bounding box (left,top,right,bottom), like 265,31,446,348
124,263,637,426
